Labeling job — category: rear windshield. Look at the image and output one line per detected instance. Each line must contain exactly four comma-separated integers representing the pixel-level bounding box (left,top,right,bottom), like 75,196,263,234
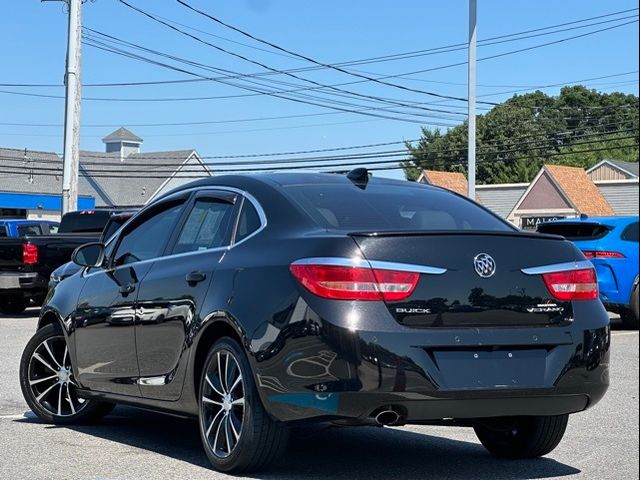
58,210,112,233
537,222,611,241
17,224,43,236
283,183,513,232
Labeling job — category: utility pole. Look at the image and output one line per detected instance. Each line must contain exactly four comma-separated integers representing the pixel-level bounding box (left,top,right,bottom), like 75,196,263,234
61,0,82,214
467,0,477,199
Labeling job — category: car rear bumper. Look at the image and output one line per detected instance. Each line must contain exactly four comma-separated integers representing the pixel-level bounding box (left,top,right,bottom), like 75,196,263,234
253,301,610,424
0,272,47,299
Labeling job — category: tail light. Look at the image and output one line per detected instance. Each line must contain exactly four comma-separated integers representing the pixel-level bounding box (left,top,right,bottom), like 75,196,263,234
289,262,419,301
582,250,625,259
22,243,39,265
542,268,598,301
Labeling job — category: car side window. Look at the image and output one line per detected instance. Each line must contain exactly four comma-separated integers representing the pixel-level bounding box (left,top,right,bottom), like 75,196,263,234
621,222,639,243
172,198,236,254
235,199,262,243
17,224,42,236
48,224,59,234
113,202,185,267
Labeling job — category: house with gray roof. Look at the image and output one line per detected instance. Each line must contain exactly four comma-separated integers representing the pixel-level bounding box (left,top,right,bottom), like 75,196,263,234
587,159,639,181
0,128,211,220
586,159,639,217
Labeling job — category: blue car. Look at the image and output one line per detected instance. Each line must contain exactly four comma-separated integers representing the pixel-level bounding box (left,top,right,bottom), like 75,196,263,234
538,216,639,328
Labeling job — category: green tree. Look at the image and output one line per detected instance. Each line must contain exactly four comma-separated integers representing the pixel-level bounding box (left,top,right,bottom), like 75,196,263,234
403,86,639,183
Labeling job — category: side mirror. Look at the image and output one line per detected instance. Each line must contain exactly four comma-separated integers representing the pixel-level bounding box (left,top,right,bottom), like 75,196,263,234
72,242,105,267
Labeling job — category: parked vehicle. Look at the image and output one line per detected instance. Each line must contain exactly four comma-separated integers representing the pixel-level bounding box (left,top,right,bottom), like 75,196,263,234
20,172,609,473
0,210,125,314
0,219,59,237
48,211,135,290
538,216,639,328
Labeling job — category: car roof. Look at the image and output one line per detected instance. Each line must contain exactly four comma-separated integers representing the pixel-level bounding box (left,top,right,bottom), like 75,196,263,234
162,171,438,197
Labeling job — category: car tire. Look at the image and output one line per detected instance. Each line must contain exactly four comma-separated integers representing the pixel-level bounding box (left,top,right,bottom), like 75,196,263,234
198,336,288,473
474,414,569,458
620,284,639,329
19,323,115,424
0,295,27,315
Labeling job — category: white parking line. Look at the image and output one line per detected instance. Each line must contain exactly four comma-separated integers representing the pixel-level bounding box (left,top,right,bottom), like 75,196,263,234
611,330,639,336
0,414,30,420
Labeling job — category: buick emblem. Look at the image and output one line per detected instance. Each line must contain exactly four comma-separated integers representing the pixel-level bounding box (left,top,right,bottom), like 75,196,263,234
473,253,496,278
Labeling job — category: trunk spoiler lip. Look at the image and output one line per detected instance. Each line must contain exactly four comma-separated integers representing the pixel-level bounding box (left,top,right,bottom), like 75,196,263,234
347,229,564,241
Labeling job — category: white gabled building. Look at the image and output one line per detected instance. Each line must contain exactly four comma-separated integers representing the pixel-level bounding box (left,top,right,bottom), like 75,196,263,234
0,128,213,220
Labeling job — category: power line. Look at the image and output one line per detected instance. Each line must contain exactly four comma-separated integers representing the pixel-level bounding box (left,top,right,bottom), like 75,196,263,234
2,19,636,107
3,38,437,125
3,8,637,89
2,137,636,177
175,0,636,108
2,128,636,171
116,0,487,121
1,75,636,129
82,29,468,120
77,38,459,124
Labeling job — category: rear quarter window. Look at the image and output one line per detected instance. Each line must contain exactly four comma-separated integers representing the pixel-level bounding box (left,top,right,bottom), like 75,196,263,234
621,222,639,242
235,200,262,243
283,183,513,232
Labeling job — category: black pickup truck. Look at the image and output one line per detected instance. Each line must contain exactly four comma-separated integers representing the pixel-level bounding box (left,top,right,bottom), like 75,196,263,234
0,210,132,314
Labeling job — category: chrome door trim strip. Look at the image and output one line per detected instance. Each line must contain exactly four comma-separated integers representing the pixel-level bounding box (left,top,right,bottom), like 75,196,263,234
368,260,447,275
521,260,593,275
137,376,167,386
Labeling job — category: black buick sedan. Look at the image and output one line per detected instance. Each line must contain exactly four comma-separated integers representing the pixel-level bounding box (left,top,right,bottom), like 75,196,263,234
20,171,610,472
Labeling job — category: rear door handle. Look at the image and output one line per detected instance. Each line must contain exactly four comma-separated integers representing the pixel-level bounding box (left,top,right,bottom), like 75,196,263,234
186,271,206,285
119,283,135,296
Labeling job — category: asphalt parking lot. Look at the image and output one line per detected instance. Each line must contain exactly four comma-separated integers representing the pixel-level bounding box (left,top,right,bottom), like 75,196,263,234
0,309,637,480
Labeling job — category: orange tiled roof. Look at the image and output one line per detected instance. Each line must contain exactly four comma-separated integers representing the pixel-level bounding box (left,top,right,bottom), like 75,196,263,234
420,170,468,196
545,164,615,216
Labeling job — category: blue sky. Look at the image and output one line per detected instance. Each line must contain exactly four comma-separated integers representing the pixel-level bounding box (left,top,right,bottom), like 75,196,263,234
1,0,638,179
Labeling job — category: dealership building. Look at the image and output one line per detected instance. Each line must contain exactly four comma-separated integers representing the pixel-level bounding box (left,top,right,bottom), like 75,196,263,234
418,160,639,229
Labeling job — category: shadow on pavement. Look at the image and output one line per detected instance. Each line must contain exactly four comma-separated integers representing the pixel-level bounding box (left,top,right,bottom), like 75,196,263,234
0,307,41,320
17,406,580,479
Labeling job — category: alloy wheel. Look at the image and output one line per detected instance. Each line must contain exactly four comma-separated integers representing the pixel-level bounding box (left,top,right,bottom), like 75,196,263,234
27,336,86,417
201,350,245,459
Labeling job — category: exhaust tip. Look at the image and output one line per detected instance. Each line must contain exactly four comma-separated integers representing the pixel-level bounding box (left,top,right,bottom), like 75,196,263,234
374,408,401,426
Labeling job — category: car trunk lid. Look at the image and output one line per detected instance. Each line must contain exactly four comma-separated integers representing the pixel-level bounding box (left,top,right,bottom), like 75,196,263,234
350,230,581,328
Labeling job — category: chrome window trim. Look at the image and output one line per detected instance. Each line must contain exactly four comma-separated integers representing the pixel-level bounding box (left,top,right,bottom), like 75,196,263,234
84,185,267,277
229,190,268,248
521,260,594,276
166,185,268,249
291,257,447,275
